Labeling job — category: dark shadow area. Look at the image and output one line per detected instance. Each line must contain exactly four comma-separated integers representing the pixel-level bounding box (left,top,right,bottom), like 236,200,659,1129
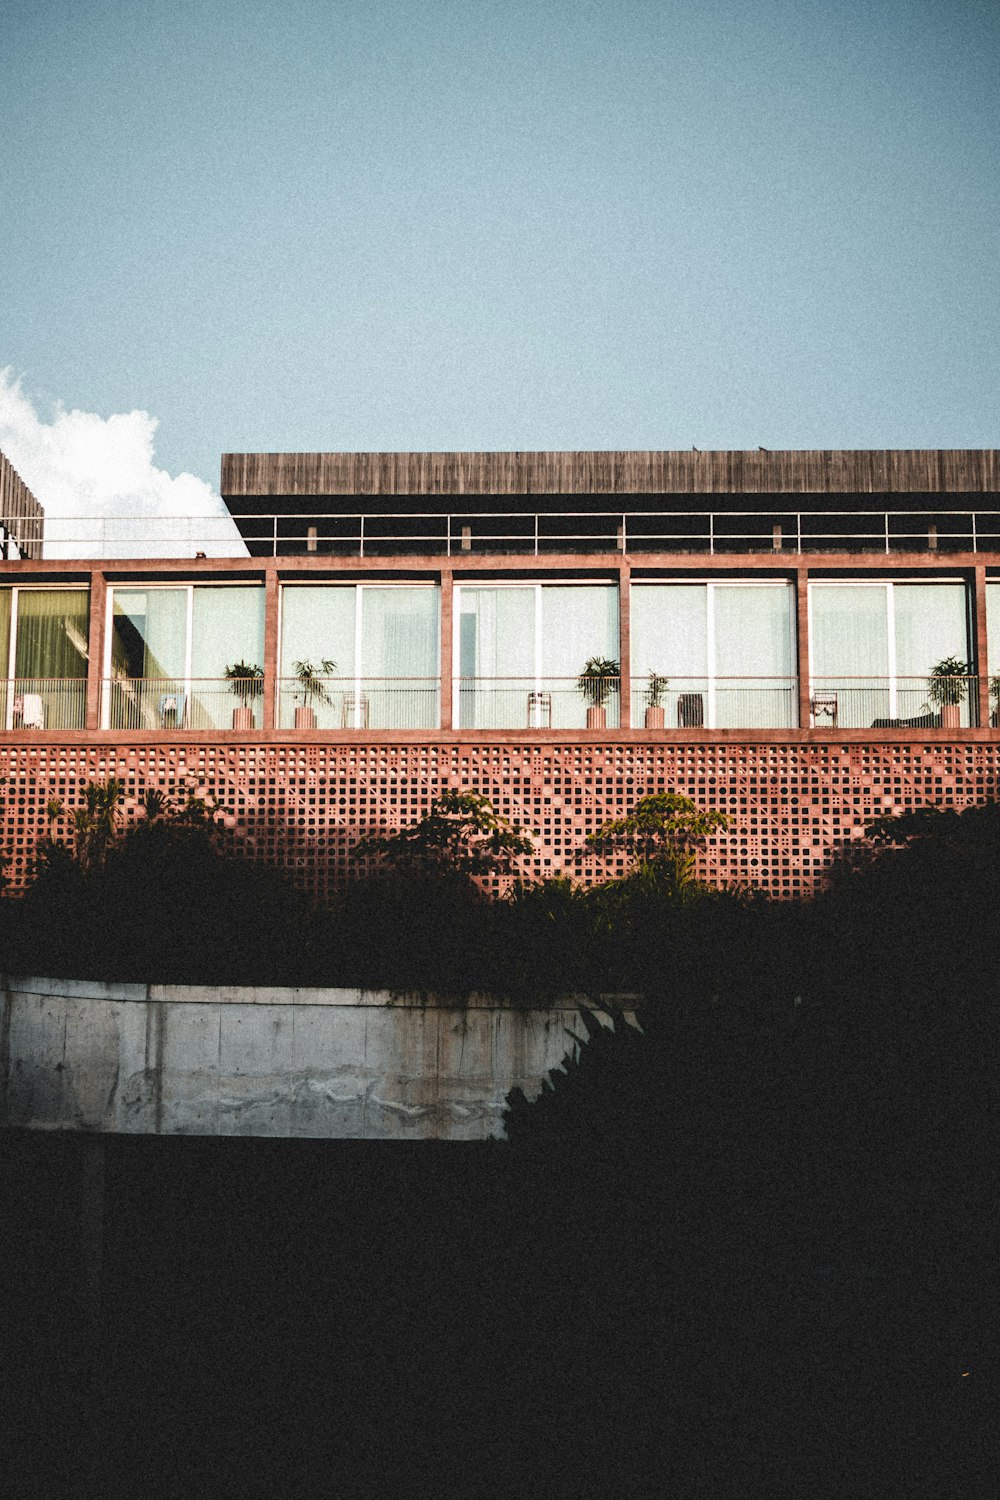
2,801,997,1492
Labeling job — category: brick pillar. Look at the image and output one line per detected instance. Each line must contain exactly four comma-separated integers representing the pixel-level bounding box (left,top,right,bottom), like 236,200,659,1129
796,566,810,730
85,571,107,730
440,569,454,730
618,559,631,729
263,566,279,730
973,564,990,729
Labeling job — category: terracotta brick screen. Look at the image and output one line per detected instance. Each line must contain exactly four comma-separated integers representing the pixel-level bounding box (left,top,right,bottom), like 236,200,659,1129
3,738,999,900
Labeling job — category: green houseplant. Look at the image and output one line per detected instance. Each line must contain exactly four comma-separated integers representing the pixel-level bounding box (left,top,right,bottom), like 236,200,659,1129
577,656,620,728
990,674,1000,729
293,658,336,729
928,656,969,728
224,661,264,729
644,669,669,730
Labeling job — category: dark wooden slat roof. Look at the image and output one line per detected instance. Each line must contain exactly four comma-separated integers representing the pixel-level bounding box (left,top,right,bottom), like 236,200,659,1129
222,449,1000,499
0,450,44,557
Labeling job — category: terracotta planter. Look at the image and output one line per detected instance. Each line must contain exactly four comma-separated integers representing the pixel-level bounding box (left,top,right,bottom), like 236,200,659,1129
940,701,961,729
294,705,317,730
232,706,254,731
644,705,665,729
586,705,607,729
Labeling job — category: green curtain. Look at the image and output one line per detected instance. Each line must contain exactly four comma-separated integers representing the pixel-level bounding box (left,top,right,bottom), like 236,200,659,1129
0,590,10,678
14,589,89,679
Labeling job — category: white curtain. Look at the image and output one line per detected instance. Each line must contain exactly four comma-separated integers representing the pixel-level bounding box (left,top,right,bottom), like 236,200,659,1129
279,586,356,679
361,587,439,728
191,587,265,680
893,584,968,677
191,586,265,728
810,586,888,676
457,587,535,728
630,585,707,680
714,585,794,728
541,586,618,678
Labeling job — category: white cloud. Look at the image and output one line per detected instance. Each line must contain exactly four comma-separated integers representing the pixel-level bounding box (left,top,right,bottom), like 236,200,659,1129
0,369,244,558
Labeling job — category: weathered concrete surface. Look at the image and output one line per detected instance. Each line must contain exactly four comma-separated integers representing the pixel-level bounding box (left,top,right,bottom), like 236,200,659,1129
1,976,632,1141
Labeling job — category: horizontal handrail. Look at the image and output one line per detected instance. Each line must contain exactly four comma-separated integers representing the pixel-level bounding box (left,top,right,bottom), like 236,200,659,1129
31,508,1000,559
5,673,992,733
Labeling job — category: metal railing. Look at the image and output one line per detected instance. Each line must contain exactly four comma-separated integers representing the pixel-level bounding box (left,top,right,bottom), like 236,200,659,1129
0,677,88,730
630,676,798,730
103,678,264,731
6,674,991,734
277,677,440,731
455,677,622,730
30,508,1000,559
808,676,981,730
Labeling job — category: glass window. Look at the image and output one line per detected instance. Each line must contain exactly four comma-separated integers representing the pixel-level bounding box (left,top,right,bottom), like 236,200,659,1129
0,589,10,682
107,585,264,729
280,585,439,729
455,584,619,728
810,582,970,726
631,583,795,728
2,587,89,730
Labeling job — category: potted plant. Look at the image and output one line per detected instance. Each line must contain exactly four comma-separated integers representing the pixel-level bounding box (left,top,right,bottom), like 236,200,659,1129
224,661,264,730
577,656,620,729
991,674,1000,729
293,658,336,729
644,669,669,730
928,656,969,729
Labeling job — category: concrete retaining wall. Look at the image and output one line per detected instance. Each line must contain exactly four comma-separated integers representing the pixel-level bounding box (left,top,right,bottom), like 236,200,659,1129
1,976,626,1141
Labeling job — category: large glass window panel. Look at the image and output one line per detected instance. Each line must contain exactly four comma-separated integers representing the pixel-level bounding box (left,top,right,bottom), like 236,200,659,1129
810,585,890,727
10,589,89,729
810,586,888,677
894,583,970,722
109,589,188,728
0,590,10,677
458,587,535,728
987,583,1000,675
987,583,1000,726
713,585,795,728
360,587,439,728
191,587,265,728
541,586,619,728
279,586,356,729
112,589,187,679
14,589,89,678
0,590,7,729
630,584,709,728
279,584,439,729
810,582,971,727
631,586,707,680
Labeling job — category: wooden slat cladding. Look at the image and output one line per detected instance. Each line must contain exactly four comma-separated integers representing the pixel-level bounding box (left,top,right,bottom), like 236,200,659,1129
0,450,44,557
222,449,1000,499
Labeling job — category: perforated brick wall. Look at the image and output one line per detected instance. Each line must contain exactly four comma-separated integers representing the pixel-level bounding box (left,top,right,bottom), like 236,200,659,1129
3,740,999,899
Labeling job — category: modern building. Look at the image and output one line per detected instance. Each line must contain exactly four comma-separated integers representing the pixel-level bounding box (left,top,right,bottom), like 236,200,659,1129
3,447,1000,898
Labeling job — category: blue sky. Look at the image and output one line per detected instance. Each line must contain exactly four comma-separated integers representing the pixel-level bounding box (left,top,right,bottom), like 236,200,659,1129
2,0,998,504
